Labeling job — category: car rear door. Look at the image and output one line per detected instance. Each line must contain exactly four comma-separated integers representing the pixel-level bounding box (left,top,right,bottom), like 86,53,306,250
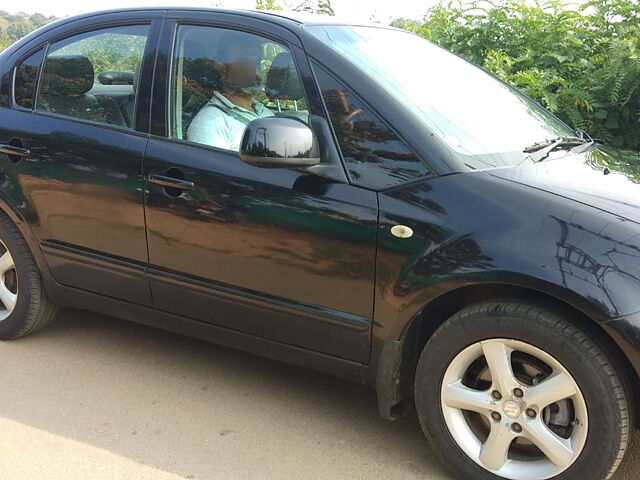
141,12,378,363
0,12,163,304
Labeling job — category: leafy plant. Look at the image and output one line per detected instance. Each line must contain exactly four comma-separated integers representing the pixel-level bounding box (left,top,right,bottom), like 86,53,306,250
53,30,148,78
0,10,58,52
392,0,640,149
256,0,284,10
256,0,335,15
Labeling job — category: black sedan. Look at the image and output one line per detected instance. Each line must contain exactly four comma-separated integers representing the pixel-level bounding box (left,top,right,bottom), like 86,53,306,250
0,8,639,480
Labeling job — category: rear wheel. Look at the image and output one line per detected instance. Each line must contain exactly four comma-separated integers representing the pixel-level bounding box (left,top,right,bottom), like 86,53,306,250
414,301,630,480
0,213,57,339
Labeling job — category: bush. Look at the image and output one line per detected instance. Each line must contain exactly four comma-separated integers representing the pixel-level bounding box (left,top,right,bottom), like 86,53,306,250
0,11,58,52
392,0,640,149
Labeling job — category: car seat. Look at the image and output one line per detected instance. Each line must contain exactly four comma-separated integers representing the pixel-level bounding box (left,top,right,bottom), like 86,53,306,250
38,55,126,127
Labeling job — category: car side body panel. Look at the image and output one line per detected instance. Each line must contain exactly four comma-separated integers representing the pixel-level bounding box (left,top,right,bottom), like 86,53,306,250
143,140,377,362
370,170,640,415
142,13,377,362
2,109,151,303
375,171,640,339
0,11,167,305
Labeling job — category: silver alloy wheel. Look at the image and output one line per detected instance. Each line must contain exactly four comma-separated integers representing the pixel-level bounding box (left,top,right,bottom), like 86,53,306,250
440,338,588,480
0,238,17,321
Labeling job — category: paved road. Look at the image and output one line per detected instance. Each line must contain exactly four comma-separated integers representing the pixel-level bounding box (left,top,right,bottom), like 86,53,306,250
0,309,637,480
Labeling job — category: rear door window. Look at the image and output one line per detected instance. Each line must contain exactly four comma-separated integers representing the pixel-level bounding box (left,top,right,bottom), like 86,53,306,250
35,25,150,129
14,48,45,109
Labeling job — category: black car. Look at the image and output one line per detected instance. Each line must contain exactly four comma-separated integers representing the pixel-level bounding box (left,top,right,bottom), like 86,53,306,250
0,8,639,480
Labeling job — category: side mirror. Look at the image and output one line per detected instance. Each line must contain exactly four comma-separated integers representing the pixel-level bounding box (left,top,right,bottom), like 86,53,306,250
240,117,320,168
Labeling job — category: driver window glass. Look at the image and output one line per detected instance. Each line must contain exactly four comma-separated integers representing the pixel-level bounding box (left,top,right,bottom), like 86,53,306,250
170,25,308,152
313,64,431,189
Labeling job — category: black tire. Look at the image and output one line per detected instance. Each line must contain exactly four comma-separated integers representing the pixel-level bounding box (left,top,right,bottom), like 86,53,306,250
0,213,57,339
414,300,630,480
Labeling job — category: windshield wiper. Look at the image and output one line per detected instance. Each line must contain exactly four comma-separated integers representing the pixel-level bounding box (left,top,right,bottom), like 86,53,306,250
523,136,595,163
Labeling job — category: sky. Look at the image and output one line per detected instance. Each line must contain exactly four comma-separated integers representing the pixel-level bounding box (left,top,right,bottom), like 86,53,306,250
3,0,440,23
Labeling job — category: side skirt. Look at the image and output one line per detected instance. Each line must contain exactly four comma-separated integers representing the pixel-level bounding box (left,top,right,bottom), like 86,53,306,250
48,282,369,386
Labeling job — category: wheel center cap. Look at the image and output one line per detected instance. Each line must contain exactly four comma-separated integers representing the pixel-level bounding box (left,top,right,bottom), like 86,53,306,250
502,400,522,418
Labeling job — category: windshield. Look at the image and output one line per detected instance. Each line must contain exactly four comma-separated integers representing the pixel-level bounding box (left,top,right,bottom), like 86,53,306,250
306,25,575,170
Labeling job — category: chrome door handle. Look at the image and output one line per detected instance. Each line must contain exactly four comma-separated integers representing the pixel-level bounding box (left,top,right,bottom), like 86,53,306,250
148,174,195,190
0,144,30,157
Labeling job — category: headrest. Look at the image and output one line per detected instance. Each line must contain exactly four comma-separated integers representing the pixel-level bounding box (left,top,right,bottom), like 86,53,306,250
98,70,135,86
265,52,304,101
183,58,221,95
40,55,94,96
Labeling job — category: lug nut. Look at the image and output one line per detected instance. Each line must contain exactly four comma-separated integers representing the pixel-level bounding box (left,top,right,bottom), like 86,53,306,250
511,423,522,433
491,411,502,422
526,408,537,418
513,388,524,398
491,390,502,400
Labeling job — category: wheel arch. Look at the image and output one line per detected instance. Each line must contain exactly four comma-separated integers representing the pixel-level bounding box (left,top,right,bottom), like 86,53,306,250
0,192,53,292
377,282,640,427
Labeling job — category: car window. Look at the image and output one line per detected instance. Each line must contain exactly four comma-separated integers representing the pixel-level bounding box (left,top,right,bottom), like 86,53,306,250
313,64,431,189
170,25,308,152
35,25,150,129
308,26,574,170
14,48,45,109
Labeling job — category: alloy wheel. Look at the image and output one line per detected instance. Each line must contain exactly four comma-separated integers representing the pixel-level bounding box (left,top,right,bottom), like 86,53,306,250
0,238,18,321
440,338,588,480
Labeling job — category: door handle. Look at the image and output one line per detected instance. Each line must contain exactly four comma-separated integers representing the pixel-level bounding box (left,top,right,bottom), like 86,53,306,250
148,174,195,191
0,144,30,158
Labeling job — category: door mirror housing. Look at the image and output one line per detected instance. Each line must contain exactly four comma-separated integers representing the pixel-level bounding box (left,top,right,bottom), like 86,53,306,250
240,117,321,168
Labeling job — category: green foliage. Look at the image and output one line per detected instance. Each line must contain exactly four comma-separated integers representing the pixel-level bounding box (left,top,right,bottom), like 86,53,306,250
257,1,335,15
257,41,308,110
256,0,284,10
53,31,147,76
0,10,58,52
392,0,640,149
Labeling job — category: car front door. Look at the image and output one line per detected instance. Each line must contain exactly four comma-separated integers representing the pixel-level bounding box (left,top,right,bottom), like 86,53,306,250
142,15,377,362
0,13,163,305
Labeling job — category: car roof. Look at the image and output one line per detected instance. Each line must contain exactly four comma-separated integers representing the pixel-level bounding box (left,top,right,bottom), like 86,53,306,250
60,7,380,28
0,7,392,60
237,9,378,26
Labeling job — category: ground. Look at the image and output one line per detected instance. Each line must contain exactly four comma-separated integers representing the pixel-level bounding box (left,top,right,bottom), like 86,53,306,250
0,309,637,479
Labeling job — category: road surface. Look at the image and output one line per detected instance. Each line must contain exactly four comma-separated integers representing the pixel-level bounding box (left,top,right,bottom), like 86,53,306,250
0,309,637,479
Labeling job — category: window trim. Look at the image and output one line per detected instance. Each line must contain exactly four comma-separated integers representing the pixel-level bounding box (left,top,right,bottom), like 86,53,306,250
37,19,155,56
28,22,153,132
27,109,151,138
149,130,251,157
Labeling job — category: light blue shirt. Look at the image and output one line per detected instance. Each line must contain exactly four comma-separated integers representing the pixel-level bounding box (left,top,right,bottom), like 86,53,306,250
187,91,274,151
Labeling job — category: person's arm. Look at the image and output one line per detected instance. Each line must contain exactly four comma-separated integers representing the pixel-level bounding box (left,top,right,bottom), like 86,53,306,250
187,106,233,150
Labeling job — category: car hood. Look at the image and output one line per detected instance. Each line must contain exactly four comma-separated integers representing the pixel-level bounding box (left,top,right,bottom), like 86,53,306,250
489,145,640,224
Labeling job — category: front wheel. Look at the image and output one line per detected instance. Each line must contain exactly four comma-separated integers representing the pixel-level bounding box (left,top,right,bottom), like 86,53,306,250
414,301,630,480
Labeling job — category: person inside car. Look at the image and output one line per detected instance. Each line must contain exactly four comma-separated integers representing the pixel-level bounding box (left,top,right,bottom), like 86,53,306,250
187,31,274,151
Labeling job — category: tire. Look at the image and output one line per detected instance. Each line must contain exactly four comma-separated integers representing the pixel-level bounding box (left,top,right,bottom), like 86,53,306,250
414,300,630,480
0,213,57,339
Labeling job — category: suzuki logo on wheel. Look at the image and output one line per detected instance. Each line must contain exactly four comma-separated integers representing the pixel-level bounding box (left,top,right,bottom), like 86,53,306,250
502,400,522,418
